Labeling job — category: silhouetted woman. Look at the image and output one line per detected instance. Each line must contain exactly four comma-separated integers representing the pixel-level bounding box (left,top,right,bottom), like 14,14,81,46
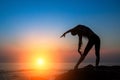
60,24,100,69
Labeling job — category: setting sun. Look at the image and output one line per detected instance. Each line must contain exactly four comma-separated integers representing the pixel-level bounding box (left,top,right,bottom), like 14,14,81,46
37,58,44,65
33,57,51,70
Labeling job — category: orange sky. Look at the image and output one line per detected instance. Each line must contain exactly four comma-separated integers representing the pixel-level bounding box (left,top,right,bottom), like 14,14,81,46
1,31,120,64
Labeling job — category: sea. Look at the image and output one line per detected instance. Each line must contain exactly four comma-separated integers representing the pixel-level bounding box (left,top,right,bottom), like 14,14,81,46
0,62,119,80
0,63,76,80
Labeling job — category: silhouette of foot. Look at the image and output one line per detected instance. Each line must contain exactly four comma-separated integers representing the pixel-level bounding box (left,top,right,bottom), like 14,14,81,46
74,66,78,70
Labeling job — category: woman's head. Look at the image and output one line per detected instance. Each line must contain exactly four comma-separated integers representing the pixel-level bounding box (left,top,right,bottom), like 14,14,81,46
71,29,78,36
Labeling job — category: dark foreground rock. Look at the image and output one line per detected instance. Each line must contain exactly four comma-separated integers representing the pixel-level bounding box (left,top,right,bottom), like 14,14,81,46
55,64,120,80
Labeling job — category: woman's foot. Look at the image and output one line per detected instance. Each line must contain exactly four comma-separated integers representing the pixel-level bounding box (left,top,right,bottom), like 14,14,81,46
74,66,78,70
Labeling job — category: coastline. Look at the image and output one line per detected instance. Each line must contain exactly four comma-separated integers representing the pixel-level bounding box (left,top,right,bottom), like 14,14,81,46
55,64,120,80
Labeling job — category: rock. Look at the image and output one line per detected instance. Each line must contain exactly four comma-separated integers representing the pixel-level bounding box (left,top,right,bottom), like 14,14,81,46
55,64,120,80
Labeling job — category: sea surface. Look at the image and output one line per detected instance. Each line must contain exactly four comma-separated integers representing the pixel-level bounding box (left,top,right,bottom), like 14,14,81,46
0,63,76,80
0,62,119,80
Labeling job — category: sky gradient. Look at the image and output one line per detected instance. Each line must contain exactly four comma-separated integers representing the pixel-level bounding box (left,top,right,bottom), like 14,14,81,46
0,0,120,65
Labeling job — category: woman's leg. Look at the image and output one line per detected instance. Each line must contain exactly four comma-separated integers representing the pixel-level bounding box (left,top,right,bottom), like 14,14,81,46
95,38,100,67
74,41,94,69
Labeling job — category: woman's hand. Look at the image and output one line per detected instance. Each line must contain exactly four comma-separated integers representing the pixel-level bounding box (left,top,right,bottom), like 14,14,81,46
78,49,82,56
60,33,66,38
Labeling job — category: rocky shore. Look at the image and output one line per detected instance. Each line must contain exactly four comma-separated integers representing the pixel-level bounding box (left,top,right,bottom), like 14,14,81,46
55,64,120,80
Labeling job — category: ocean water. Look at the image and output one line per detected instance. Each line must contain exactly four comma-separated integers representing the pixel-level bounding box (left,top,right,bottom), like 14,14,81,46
0,63,75,70
0,62,119,70
0,62,119,80
0,63,77,80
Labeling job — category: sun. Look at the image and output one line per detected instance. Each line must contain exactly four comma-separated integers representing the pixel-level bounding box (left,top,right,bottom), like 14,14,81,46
31,56,52,70
36,58,44,66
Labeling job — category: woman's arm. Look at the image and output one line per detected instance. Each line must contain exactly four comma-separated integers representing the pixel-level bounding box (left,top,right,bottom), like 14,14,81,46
60,29,72,38
78,35,82,56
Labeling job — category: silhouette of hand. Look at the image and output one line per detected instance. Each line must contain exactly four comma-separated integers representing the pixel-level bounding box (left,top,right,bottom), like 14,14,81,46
60,33,66,38
78,50,82,56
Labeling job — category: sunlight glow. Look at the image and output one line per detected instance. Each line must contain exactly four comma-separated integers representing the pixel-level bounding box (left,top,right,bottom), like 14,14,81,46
37,58,44,65
33,57,47,70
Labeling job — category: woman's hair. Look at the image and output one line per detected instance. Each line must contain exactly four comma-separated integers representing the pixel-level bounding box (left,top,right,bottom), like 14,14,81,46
71,28,78,35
